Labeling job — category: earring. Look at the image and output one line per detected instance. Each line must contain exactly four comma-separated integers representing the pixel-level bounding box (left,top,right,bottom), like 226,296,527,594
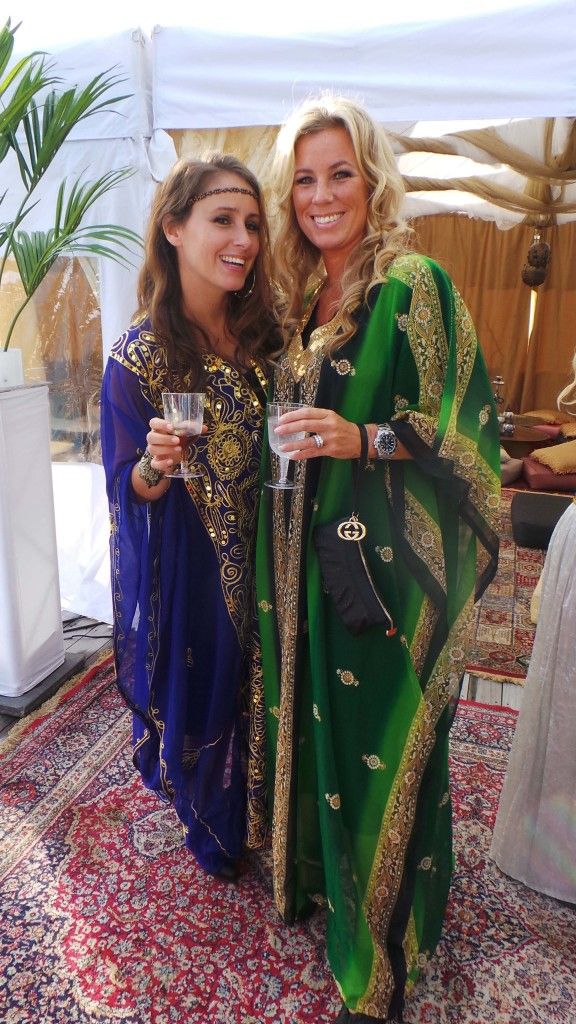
235,268,256,299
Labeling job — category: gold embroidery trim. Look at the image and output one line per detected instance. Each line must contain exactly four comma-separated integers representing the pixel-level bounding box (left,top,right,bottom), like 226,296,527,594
357,597,474,1015
270,334,330,917
286,303,346,383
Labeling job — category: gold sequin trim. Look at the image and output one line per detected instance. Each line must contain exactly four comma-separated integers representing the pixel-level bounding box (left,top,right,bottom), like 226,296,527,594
337,668,360,687
330,356,356,376
270,331,332,918
286,300,346,383
362,754,387,771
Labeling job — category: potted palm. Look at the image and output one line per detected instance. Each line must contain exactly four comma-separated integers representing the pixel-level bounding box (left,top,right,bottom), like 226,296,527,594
0,17,142,701
0,17,141,383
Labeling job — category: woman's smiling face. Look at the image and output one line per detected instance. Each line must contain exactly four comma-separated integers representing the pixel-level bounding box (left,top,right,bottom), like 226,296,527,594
291,126,369,264
164,172,261,297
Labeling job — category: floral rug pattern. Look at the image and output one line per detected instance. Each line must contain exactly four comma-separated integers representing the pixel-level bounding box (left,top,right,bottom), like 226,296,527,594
1,656,575,1023
465,488,544,684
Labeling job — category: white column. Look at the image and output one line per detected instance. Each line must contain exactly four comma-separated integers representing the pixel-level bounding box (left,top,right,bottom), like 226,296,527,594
0,383,65,696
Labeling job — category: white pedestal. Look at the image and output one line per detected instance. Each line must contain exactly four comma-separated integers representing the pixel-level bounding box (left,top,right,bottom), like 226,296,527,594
0,383,65,696
0,349,24,386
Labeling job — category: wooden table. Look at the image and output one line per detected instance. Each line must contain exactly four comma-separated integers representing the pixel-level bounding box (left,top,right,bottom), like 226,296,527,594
500,425,556,459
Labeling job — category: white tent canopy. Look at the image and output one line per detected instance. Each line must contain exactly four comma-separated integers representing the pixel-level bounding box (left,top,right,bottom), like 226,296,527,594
151,1,576,130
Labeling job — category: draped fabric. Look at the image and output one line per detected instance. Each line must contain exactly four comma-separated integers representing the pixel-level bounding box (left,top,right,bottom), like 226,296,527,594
412,216,576,414
256,255,500,1018
410,215,532,394
101,316,268,874
490,499,576,904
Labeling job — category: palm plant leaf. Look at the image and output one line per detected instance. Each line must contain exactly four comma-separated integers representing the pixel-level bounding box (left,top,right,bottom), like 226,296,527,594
0,56,57,128
54,169,133,233
12,72,130,190
0,18,15,74
1,20,143,352
0,20,60,163
6,169,142,351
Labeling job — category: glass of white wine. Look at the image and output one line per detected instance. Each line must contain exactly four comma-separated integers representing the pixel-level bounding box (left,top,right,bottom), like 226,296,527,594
265,401,308,490
161,392,205,478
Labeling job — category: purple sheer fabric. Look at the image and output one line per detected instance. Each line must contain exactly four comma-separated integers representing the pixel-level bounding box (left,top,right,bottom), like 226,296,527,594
100,319,267,874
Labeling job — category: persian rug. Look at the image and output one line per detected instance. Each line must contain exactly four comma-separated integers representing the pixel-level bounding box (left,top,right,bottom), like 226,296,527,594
465,487,545,685
1,656,575,1024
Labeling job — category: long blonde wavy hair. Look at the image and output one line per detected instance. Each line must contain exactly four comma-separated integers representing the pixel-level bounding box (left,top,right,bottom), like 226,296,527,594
272,95,412,351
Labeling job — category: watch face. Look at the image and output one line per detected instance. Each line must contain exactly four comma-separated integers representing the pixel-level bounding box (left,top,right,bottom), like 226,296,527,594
375,425,397,457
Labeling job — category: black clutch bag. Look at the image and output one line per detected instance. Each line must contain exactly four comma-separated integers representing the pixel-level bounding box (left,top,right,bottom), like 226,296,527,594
312,425,397,637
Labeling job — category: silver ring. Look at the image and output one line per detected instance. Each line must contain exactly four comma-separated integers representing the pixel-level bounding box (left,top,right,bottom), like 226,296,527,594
312,433,324,449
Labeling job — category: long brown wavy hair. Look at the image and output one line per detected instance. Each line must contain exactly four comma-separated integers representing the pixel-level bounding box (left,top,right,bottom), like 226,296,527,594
137,153,277,385
272,95,412,352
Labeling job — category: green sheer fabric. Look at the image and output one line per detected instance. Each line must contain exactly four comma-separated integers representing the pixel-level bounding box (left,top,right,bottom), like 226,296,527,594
256,255,500,1018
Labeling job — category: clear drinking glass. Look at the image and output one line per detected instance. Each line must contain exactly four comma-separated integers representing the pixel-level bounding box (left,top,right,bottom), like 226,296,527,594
265,401,307,490
161,392,205,478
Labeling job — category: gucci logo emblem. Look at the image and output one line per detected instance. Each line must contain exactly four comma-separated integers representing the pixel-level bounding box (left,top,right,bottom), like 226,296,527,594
337,517,367,541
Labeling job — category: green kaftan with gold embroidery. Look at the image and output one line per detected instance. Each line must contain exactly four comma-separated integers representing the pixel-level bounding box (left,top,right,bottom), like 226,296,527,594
256,255,500,1018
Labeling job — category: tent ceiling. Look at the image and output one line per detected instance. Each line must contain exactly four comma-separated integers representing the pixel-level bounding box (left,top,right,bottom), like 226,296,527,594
151,1,576,130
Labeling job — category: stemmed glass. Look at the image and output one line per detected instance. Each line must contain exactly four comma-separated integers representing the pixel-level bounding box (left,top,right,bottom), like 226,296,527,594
161,392,205,478
265,401,308,490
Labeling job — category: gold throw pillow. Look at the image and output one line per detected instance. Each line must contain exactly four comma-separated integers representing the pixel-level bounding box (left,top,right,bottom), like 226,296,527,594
531,438,576,474
559,421,576,438
518,408,574,425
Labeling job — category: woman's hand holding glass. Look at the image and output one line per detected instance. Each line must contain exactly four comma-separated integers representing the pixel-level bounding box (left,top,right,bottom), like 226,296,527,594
266,402,308,489
272,406,364,462
147,393,206,479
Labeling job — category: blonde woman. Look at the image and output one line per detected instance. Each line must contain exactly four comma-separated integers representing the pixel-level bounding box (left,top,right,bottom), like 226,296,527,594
256,97,501,1022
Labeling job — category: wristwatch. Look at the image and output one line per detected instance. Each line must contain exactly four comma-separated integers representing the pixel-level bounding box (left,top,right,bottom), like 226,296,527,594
373,423,397,459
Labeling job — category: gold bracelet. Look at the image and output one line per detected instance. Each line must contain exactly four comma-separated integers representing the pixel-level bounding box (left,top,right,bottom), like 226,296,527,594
137,449,165,487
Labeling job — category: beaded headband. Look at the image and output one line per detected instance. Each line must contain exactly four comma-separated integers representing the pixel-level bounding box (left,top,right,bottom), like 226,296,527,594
191,186,258,205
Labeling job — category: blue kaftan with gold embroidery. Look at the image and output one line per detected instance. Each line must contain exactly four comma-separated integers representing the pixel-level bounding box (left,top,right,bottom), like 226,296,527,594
101,316,268,873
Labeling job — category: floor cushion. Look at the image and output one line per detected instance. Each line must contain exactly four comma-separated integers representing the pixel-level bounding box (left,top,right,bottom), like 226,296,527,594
522,457,576,492
530,423,564,440
510,491,573,549
530,438,576,474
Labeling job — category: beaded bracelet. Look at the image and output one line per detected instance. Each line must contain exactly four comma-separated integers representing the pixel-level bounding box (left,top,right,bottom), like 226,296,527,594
137,449,165,487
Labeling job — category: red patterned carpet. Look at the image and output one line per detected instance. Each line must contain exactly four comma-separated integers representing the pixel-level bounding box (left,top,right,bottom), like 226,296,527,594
1,655,575,1023
465,487,544,684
